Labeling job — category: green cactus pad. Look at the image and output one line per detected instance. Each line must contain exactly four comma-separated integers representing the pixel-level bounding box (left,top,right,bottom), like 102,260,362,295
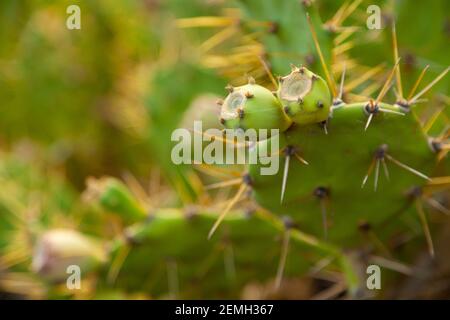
109,208,354,298
248,104,437,246
236,0,333,75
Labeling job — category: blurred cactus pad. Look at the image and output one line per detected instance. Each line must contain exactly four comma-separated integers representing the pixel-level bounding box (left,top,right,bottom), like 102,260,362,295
0,0,449,300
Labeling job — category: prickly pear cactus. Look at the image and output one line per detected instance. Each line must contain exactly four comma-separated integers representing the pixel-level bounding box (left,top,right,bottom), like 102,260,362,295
200,0,449,296
84,176,354,298
0,147,359,299
0,0,448,301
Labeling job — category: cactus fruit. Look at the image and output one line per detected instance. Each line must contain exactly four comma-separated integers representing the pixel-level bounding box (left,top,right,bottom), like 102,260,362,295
220,78,291,133
32,229,107,282
278,66,331,125
84,177,147,224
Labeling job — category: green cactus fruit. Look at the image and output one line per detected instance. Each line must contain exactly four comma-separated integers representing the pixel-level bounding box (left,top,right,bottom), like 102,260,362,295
84,177,147,223
32,229,107,281
278,66,332,125
220,77,291,135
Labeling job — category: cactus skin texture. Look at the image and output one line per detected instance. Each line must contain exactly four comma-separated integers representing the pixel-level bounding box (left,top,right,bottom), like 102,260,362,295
236,0,332,75
109,208,355,298
248,101,435,244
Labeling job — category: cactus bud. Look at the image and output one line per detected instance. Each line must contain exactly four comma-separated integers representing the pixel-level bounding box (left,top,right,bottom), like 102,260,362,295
278,66,331,125
84,177,147,223
220,81,291,136
32,229,107,281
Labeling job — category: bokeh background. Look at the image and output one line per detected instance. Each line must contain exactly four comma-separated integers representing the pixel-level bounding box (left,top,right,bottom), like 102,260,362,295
0,0,448,299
